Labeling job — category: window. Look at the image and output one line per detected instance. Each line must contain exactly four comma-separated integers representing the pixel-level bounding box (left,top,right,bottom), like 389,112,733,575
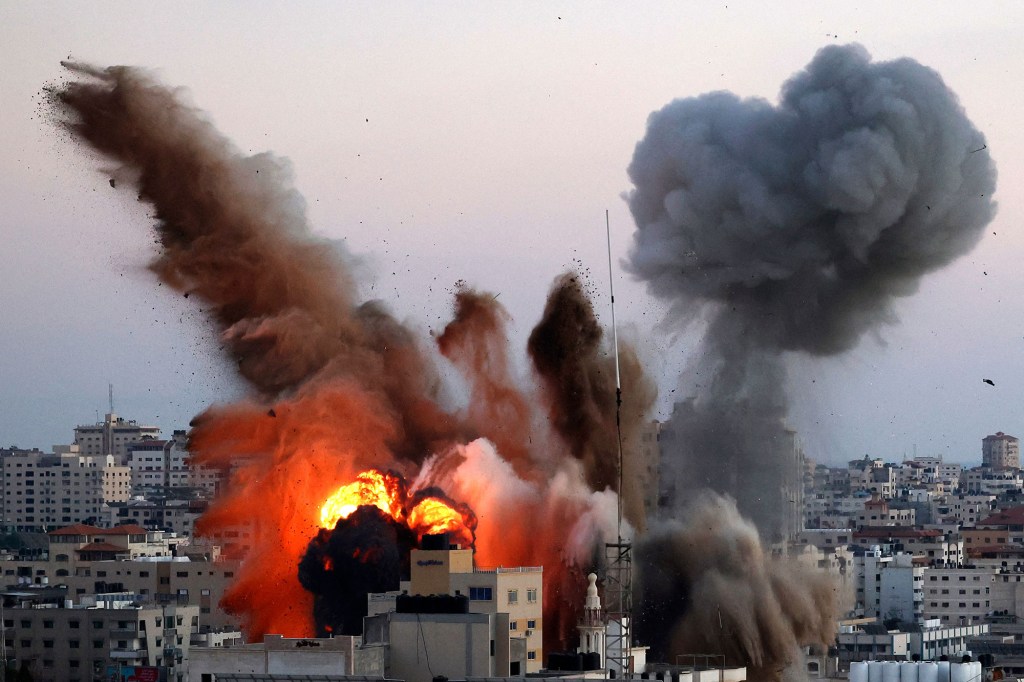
508,589,518,605
528,651,537,660
510,621,518,631
527,619,536,629
527,588,537,603
469,587,493,601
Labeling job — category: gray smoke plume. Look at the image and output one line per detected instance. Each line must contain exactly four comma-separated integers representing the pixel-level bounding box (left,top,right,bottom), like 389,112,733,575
636,494,842,681
629,44,996,677
628,44,996,540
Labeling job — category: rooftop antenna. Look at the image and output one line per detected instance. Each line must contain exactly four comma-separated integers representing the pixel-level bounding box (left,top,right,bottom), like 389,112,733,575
602,209,632,678
108,383,114,415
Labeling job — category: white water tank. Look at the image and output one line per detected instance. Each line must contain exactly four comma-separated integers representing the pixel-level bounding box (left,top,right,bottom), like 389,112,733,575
850,662,869,682
919,662,938,682
868,660,884,682
899,661,919,682
949,663,969,682
936,661,951,682
882,661,901,682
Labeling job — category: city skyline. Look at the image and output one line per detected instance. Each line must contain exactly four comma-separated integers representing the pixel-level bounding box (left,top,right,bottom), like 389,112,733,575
2,3,1024,465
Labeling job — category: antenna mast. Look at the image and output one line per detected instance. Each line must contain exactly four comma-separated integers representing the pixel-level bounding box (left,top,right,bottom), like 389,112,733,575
602,209,632,678
108,383,114,415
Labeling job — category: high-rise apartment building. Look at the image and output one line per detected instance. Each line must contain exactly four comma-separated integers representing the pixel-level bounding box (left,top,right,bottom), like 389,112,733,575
0,446,131,532
74,413,161,463
982,432,1020,470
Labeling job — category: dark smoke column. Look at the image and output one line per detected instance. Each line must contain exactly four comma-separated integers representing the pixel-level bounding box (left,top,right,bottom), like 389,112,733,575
627,44,996,540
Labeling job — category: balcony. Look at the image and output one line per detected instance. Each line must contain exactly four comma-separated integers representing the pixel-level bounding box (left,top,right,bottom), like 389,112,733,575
109,648,144,660
109,627,138,637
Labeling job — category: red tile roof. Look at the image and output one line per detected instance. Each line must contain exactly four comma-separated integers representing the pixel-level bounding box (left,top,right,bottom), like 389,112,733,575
976,506,1024,527
76,542,129,553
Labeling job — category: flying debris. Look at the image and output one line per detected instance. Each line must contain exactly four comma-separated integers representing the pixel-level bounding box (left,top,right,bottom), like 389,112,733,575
983,379,995,386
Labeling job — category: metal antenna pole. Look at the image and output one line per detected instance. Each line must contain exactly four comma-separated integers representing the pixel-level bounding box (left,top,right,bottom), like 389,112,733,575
605,209,623,536
603,209,632,678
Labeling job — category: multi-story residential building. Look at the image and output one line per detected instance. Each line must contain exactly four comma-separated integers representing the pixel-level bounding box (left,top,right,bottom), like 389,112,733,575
922,565,995,626
836,619,988,669
963,505,1024,554
0,523,241,632
103,498,208,537
849,458,895,496
796,528,854,550
853,528,963,566
127,430,197,494
984,432,1021,470
2,588,198,682
412,542,543,672
931,493,996,527
853,550,925,621
961,467,1024,495
0,446,131,532
74,413,161,463
854,496,916,529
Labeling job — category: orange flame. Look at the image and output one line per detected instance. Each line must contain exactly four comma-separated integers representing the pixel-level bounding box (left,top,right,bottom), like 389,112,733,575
318,469,475,548
408,497,467,537
319,470,405,529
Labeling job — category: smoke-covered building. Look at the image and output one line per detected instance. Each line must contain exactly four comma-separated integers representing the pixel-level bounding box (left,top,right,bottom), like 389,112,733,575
983,432,1020,470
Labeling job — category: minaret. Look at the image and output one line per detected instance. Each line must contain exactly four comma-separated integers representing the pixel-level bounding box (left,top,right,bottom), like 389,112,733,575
578,572,605,666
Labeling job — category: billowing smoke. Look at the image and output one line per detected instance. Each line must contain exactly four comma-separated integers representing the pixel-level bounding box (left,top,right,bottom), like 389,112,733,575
52,62,650,650
527,274,657,531
299,506,418,636
629,44,996,676
636,494,840,681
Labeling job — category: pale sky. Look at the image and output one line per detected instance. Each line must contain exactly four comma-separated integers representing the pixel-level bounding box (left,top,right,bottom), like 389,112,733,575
2,2,1023,465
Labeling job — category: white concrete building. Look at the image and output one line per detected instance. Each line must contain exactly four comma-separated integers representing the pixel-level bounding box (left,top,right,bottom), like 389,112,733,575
0,446,131,532
854,551,925,622
187,633,359,681
922,565,995,626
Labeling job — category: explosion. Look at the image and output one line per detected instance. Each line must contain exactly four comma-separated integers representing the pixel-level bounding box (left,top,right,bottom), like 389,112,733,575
51,62,640,651
299,468,476,637
318,468,476,549
50,42,993,681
